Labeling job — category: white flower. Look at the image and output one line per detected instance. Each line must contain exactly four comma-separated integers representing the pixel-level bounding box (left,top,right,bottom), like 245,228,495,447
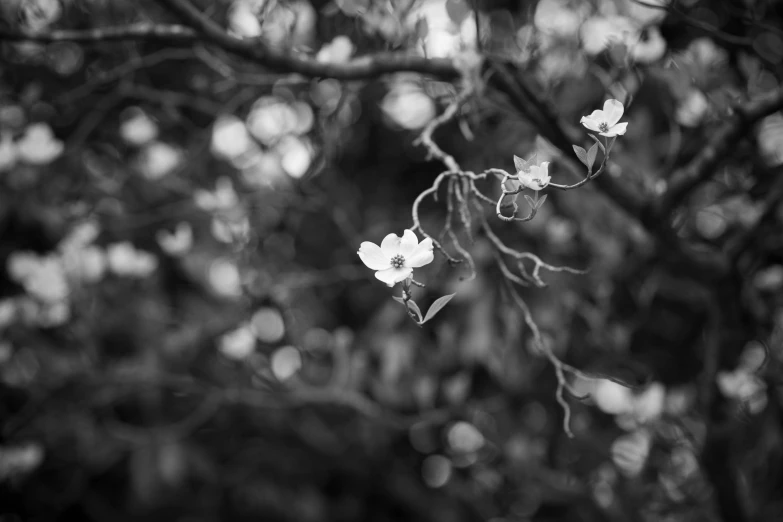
358,230,434,287
517,161,551,190
580,99,628,137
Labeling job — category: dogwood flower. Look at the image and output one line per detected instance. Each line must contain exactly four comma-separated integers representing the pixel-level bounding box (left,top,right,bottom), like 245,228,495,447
358,230,434,287
518,161,551,190
580,99,628,137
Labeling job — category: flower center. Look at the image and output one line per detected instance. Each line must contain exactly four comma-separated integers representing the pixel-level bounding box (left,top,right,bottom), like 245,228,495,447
390,254,405,269
598,122,609,133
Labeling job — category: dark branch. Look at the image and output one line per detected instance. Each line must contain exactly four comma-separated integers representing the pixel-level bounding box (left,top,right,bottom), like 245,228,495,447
0,23,197,44
658,87,783,214
158,0,460,80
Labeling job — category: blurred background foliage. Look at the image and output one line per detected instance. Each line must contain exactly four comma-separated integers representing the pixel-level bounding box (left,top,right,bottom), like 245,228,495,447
1,0,783,521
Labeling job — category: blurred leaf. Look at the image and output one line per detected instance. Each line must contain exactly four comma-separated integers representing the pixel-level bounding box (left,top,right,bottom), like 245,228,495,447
445,0,471,25
415,17,429,41
536,194,548,208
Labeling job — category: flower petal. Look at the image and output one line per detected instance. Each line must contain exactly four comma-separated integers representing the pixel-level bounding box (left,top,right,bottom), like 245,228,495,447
580,116,602,132
603,99,624,126
358,242,391,270
587,109,605,121
609,122,628,136
399,229,419,257
380,233,401,258
374,266,412,287
406,237,434,268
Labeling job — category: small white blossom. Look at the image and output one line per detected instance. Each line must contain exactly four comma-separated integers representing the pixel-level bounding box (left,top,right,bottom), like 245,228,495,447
580,99,628,137
517,161,551,191
358,230,434,287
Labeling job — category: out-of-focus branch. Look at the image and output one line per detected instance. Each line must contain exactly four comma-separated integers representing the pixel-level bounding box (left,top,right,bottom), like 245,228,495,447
658,87,783,214
0,23,198,43
158,0,461,80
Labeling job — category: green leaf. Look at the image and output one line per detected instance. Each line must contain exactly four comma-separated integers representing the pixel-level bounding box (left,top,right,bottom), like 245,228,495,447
572,145,588,166
421,293,456,324
586,143,598,170
523,194,536,208
536,194,548,208
445,0,471,25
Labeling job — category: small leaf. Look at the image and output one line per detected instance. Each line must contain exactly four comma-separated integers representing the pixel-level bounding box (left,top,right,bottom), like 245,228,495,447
445,0,471,25
588,134,606,153
606,136,617,154
393,296,423,322
513,154,527,173
586,143,598,170
523,194,536,208
536,194,548,208
422,293,456,324
572,145,588,166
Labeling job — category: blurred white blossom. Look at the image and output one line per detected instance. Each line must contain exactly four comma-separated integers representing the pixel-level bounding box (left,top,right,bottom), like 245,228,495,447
19,0,62,33
16,123,63,165
219,323,256,360
676,89,710,127
6,252,69,303
758,113,783,166
107,242,158,278
120,107,158,147
211,114,253,161
138,141,182,180
157,222,194,257
195,177,239,212
580,16,638,55
316,35,355,63
381,83,435,130
208,258,242,297
0,443,45,481
271,345,302,380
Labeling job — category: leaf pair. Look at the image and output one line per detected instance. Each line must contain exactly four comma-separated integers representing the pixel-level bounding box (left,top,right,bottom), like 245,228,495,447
393,293,456,325
572,143,599,172
513,153,536,173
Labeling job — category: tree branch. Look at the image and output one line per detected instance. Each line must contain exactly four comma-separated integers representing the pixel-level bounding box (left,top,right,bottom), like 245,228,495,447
158,0,460,80
0,23,198,44
658,87,783,214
